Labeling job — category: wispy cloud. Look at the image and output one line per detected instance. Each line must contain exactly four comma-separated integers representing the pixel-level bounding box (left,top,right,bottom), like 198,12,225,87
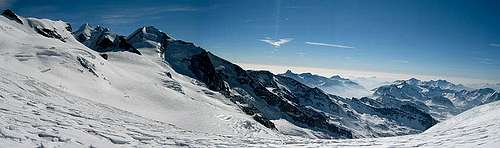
489,43,500,48
260,37,293,48
392,60,410,64
305,42,355,49
478,58,494,65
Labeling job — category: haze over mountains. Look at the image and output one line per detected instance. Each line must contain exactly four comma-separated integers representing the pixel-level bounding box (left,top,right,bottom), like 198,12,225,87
0,9,499,147
279,70,371,98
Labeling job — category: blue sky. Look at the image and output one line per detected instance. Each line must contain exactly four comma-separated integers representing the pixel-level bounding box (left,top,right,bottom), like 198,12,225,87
3,0,500,83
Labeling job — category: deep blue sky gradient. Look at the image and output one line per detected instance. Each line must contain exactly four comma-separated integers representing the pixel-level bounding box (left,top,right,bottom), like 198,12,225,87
4,0,500,82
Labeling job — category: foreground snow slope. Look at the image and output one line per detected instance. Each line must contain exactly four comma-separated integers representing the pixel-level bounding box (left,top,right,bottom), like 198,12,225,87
1,70,497,147
0,9,277,139
276,100,500,147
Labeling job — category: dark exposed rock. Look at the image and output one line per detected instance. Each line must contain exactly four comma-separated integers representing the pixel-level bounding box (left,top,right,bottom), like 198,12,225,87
189,51,228,92
99,54,108,60
73,24,141,55
95,35,113,49
33,27,64,42
1,9,23,24
77,56,98,77
253,114,276,130
65,23,72,32
117,36,141,55
399,104,438,129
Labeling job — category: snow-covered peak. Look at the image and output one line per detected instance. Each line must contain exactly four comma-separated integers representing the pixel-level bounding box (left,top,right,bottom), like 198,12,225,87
127,26,173,51
72,23,141,55
394,78,421,86
77,23,92,32
1,9,78,44
393,78,469,91
73,23,94,42
94,25,110,32
330,75,349,81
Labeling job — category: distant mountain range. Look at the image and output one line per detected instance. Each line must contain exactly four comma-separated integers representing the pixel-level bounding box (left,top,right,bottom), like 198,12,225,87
372,78,499,120
0,9,499,146
279,70,370,98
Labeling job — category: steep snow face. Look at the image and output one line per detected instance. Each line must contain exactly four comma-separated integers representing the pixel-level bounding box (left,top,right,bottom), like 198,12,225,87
373,78,499,121
127,26,173,52
0,10,278,141
279,70,370,98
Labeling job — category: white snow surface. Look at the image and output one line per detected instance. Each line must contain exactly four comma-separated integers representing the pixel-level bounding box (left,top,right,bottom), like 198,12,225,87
1,12,500,147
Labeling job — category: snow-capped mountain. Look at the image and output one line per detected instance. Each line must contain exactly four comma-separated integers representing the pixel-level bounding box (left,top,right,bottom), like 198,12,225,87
1,9,499,147
279,70,370,98
1,9,432,140
73,23,141,55
0,9,280,146
372,78,499,120
73,17,443,139
115,25,439,138
394,78,470,91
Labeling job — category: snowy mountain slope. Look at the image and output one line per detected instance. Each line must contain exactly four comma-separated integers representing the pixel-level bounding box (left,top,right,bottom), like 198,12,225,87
0,68,234,147
279,70,370,98
372,78,499,121
1,64,498,147
257,100,500,147
0,9,278,140
120,25,441,138
1,9,500,147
